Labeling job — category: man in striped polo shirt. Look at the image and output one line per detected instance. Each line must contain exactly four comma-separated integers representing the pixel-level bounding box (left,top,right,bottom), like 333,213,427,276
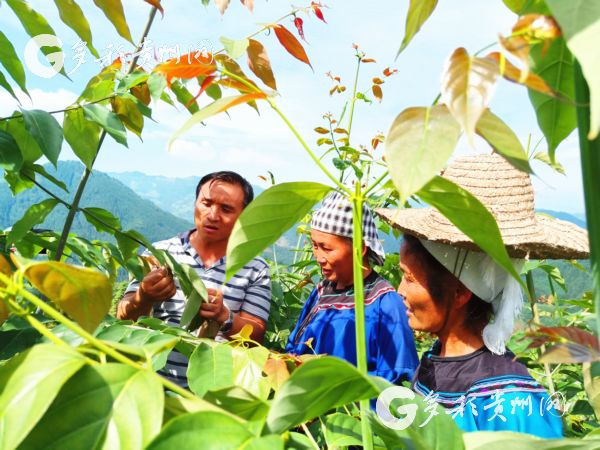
117,171,271,386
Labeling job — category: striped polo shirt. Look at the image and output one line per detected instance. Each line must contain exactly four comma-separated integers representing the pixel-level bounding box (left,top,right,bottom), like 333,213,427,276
125,229,271,386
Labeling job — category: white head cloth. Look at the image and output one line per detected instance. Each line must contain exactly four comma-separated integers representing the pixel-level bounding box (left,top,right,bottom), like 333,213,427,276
418,239,525,355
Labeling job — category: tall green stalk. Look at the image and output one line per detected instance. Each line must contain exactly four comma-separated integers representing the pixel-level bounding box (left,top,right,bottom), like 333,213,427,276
351,184,373,450
55,5,160,260
573,61,600,344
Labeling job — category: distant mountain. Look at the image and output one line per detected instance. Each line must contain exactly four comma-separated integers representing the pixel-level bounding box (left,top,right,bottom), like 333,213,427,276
537,209,587,228
0,161,193,243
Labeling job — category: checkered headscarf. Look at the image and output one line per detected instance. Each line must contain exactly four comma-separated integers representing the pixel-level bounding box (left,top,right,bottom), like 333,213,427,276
311,191,385,266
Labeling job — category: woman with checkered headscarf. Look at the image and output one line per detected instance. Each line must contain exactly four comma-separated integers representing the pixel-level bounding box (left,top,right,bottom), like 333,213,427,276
285,192,418,384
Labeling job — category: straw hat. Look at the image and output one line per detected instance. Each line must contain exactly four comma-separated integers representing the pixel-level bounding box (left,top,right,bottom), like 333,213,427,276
377,154,589,260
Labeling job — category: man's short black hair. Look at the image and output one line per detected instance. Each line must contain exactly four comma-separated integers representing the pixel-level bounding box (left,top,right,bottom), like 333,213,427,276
196,171,254,207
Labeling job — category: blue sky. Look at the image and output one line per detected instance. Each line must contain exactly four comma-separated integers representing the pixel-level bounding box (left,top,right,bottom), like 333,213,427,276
0,0,585,214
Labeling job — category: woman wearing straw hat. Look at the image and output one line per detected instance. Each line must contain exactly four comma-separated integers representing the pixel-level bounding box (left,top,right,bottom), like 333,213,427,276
378,154,589,437
286,191,419,383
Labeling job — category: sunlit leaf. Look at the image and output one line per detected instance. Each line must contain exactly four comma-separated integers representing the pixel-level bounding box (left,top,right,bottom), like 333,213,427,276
537,326,600,350
225,182,332,280
111,94,144,137
143,0,164,16
16,258,112,332
528,37,576,160
583,362,600,421
169,93,266,150
21,109,63,167
131,82,151,105
539,343,600,363
310,1,327,23
266,357,380,434
153,51,216,87
187,342,234,397
271,24,312,68
294,16,306,42
170,80,200,114
372,84,382,102
220,36,249,59
240,0,254,12
82,207,122,234
416,176,524,285
325,413,363,448
0,30,28,94
203,386,269,422
441,47,499,146
546,0,600,139
146,411,251,449
53,0,99,58
0,129,23,171
263,358,290,391
63,107,101,169
396,0,438,56
215,0,231,15
502,0,551,15
5,0,68,77
385,104,460,204
486,52,555,96
314,126,329,134
475,109,533,173
247,39,276,90
19,363,164,450
7,198,60,247
92,0,133,43
83,103,128,147
0,70,19,102
0,344,86,450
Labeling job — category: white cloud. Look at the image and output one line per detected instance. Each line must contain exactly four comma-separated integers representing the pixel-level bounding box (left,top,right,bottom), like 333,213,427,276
169,139,217,161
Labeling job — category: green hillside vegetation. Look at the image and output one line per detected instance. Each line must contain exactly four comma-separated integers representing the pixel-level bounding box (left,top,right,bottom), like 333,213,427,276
0,161,193,244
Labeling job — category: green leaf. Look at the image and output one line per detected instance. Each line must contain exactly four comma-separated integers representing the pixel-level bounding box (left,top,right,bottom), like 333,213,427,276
266,356,381,434
0,70,19,102
30,163,68,192
112,94,145,137
220,36,250,59
203,386,269,422
324,413,363,448
8,198,60,246
92,0,133,43
385,104,461,204
176,262,208,329
148,72,167,104
83,103,128,147
397,0,438,57
242,435,285,450
53,0,99,58
19,363,164,450
5,0,68,78
0,129,23,171
163,396,229,423
169,95,258,150
417,176,525,286
79,65,118,103
475,109,533,173
528,37,576,161
0,328,42,360
18,259,112,332
170,80,200,114
502,0,550,14
21,109,64,167
82,206,122,234
0,344,86,449
146,411,251,450
63,107,101,169
0,30,28,94
187,342,234,397
231,345,270,400
225,182,332,280
547,0,600,139
3,115,42,163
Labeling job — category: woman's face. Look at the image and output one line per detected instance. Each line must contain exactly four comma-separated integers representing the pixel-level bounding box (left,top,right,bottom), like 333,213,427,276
398,242,449,333
311,229,354,289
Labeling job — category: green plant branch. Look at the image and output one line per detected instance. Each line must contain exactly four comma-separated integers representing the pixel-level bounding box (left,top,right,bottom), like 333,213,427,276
364,170,389,196
346,55,362,142
54,5,160,261
351,185,373,450
573,61,600,345
0,95,117,122
300,423,319,450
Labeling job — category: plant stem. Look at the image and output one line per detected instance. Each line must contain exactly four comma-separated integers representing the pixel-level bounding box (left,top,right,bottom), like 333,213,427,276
300,423,319,450
525,271,556,394
0,95,117,122
573,61,600,345
364,170,388,196
346,57,362,142
351,185,373,450
54,6,159,261
11,277,195,399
